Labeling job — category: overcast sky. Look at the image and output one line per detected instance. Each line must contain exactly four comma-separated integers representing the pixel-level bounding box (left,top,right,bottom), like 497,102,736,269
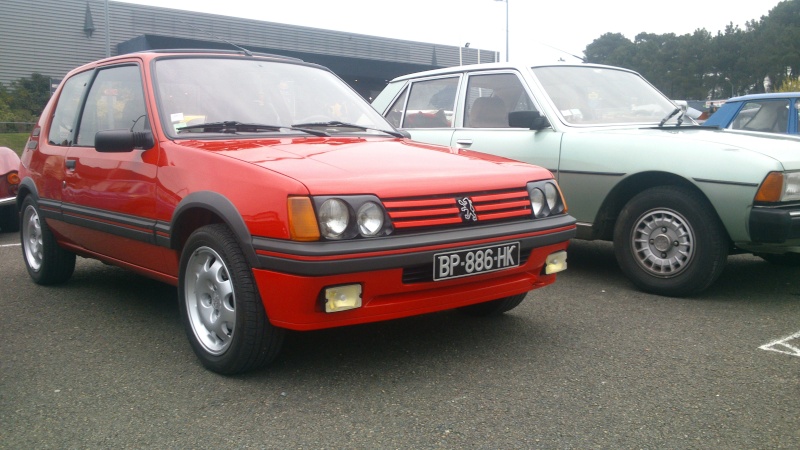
120,0,783,62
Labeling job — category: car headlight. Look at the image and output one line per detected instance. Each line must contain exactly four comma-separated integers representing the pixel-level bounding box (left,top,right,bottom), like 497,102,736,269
544,182,559,210
357,201,384,236
319,198,351,239
308,195,392,240
755,171,800,203
527,180,567,218
530,188,545,217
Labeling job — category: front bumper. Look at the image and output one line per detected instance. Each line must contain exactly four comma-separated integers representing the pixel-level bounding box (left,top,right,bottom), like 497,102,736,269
250,215,576,330
749,205,800,243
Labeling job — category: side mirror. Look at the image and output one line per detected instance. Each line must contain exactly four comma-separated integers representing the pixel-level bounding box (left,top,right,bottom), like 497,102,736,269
95,130,155,152
509,111,550,131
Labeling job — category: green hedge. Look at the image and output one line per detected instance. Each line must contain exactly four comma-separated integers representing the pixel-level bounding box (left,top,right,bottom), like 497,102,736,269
0,133,28,156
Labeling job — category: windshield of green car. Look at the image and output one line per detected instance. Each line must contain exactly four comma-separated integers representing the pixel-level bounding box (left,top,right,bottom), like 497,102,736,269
532,66,678,126
153,57,396,138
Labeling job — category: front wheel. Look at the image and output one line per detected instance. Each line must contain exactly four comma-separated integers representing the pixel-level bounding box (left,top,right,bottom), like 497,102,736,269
457,293,527,317
178,224,284,375
20,196,75,285
614,186,728,297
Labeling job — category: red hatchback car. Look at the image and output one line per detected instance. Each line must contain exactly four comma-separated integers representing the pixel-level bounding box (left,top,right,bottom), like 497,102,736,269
18,50,575,374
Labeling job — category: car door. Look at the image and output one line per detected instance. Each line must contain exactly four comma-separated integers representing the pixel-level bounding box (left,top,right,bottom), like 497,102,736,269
449,70,562,175
62,63,165,270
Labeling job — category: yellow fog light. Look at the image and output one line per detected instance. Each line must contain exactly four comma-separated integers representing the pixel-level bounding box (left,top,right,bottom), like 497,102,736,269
324,284,362,313
544,251,568,274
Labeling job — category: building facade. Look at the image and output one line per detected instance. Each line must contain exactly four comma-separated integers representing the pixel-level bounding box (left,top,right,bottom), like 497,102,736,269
1,0,498,100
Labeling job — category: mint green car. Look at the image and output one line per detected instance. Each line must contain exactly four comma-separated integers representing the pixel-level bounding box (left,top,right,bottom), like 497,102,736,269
372,62,800,297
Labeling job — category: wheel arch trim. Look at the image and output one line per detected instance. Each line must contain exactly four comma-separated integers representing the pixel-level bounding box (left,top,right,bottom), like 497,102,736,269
162,191,258,267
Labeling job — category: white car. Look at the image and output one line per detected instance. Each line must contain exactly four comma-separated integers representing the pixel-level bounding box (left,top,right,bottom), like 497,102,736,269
373,62,800,297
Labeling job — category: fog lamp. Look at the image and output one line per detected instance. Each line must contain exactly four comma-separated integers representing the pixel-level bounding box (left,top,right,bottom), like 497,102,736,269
324,284,362,313
544,250,568,274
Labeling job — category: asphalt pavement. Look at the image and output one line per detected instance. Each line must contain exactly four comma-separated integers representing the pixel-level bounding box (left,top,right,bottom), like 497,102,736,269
1,229,798,448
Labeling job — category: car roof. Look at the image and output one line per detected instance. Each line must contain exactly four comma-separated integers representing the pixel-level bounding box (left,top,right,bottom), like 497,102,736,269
386,61,639,82
725,92,800,102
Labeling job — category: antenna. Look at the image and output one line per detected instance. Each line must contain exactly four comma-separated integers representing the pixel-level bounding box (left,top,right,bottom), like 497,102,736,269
176,19,253,56
538,42,586,62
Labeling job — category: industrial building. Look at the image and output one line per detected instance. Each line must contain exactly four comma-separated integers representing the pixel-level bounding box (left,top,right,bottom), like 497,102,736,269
1,0,498,100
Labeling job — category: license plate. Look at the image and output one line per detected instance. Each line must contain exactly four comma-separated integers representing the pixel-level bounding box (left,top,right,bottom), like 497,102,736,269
433,242,520,281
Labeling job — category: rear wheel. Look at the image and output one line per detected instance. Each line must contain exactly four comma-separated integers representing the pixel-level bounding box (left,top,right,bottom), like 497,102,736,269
614,186,728,297
179,224,284,375
20,196,75,285
458,293,527,317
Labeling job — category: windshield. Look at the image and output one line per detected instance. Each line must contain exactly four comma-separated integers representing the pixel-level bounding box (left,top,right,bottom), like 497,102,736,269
153,57,395,137
532,66,678,126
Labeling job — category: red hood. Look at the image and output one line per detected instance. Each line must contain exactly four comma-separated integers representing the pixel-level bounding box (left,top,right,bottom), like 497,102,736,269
177,137,553,197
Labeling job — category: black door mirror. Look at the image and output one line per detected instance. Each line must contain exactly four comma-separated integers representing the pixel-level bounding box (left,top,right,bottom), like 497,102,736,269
95,130,155,152
508,111,550,131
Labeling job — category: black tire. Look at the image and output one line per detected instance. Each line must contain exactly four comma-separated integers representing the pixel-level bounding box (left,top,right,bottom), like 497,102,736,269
457,293,527,317
0,204,19,232
613,186,728,297
178,224,284,375
757,252,800,266
20,196,75,285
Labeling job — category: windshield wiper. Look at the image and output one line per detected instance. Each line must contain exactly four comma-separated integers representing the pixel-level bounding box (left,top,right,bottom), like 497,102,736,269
176,121,329,136
658,108,685,127
291,120,404,137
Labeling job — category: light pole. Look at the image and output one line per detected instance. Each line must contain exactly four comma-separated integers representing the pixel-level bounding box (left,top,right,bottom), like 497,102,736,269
494,0,508,62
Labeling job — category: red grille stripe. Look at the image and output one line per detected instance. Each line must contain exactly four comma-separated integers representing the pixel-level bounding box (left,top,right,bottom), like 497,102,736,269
383,198,455,208
471,191,529,202
393,217,463,228
388,207,458,219
479,210,532,220
475,199,531,212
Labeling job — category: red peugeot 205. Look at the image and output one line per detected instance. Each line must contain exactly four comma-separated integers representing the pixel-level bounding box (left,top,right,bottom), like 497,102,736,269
18,50,575,374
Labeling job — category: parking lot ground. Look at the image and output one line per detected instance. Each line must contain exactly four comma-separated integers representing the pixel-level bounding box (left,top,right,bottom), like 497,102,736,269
1,231,798,448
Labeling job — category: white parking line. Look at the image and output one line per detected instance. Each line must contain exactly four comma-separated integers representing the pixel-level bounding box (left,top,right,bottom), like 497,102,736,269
760,331,800,357
1,243,21,248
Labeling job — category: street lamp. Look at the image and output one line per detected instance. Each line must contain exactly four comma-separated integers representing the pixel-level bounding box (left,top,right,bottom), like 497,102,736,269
494,0,508,62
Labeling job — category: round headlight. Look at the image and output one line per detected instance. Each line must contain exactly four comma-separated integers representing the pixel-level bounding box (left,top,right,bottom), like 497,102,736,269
529,188,545,217
318,198,350,239
357,202,384,237
544,183,559,210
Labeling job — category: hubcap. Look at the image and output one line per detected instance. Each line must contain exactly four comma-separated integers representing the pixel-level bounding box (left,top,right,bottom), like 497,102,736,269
184,246,236,355
630,208,694,278
22,205,44,272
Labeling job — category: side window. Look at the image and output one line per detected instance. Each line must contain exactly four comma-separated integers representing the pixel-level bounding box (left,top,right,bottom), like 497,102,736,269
384,87,408,128
465,73,537,128
48,71,92,146
76,65,148,147
734,100,790,133
401,77,458,128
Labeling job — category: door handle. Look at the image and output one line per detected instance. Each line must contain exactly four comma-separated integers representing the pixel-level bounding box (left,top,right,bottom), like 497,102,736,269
455,139,473,146
66,159,76,170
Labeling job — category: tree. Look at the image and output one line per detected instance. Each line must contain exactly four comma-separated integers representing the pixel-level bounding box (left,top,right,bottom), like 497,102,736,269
7,73,51,117
579,0,800,100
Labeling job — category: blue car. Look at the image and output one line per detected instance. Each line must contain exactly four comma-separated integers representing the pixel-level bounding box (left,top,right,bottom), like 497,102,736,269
704,92,800,135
